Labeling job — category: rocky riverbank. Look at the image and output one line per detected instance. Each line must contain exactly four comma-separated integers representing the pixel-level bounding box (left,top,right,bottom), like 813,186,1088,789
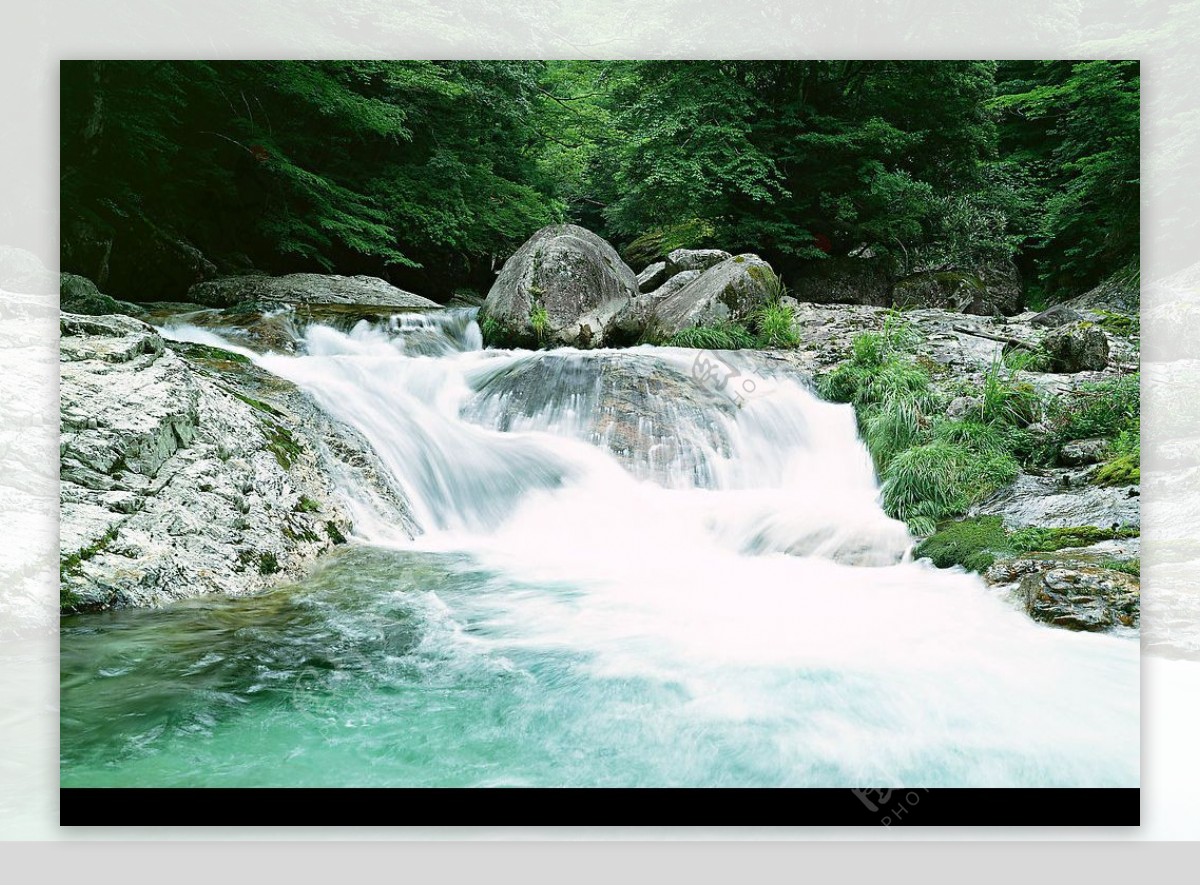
59,227,1141,632
59,312,414,611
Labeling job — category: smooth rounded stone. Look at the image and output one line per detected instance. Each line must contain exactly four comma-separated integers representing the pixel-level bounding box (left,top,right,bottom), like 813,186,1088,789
1030,304,1084,328
666,248,732,273
637,261,671,293
479,224,638,348
651,255,778,338
892,260,1022,316
1019,565,1139,631
946,395,981,420
1043,322,1110,372
969,470,1139,530
189,273,439,310
1059,437,1111,466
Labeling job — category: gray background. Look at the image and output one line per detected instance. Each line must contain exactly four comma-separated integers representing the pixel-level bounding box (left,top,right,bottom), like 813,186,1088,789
2,0,1199,879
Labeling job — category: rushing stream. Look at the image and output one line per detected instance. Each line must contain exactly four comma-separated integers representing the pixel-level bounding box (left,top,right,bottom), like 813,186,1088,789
60,309,1139,787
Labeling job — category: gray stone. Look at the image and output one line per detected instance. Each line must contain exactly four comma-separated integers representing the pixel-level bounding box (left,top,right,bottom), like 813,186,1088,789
479,224,638,348
1059,437,1111,466
969,471,1139,530
189,274,439,310
1030,304,1084,328
1043,322,1110,372
946,395,981,420
892,260,1022,316
666,248,732,274
60,273,145,318
1020,566,1139,631
59,312,414,611
611,271,704,343
637,261,671,293
650,255,778,338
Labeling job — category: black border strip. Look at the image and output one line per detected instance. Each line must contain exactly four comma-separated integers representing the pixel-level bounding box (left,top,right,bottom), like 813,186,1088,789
60,787,1140,827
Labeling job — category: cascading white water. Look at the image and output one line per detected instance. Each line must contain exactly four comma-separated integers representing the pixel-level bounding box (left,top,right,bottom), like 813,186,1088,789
136,309,1138,787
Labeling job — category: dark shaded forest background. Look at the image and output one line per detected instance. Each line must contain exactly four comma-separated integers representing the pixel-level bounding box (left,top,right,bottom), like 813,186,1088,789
60,60,1138,307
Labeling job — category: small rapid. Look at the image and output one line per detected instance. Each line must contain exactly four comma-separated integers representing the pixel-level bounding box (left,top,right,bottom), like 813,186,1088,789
60,309,1139,788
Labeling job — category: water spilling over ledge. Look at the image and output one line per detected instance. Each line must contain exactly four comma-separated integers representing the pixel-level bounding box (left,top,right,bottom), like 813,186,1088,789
59,309,1140,788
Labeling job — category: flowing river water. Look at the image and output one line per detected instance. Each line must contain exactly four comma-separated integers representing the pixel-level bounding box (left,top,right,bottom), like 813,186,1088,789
60,309,1138,787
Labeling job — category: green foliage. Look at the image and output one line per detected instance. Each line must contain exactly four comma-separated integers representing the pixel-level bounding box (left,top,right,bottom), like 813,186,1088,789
661,322,758,350
1092,453,1140,487
61,60,1138,305
326,521,348,545
915,517,1139,572
1037,373,1140,466
821,324,1037,533
1101,558,1140,578
1002,347,1051,373
913,516,1008,571
529,303,550,343
295,495,321,513
979,362,1041,425
993,60,1139,299
750,299,800,348
1009,524,1139,552
258,552,281,575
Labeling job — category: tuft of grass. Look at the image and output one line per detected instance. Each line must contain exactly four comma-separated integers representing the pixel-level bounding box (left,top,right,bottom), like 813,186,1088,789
662,321,758,350
1101,557,1140,577
295,495,321,513
979,361,1041,426
1094,310,1139,338
751,300,800,348
258,552,280,575
862,398,926,470
529,302,550,343
1002,347,1051,373
326,521,348,545
880,442,975,536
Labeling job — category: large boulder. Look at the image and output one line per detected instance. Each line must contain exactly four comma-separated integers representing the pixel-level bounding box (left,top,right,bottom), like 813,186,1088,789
60,273,145,318
59,312,413,611
789,256,894,307
1043,322,1110,372
650,255,778,338
611,271,704,344
892,261,1022,316
666,248,732,274
1029,304,1084,328
968,470,1139,529
188,274,439,310
479,224,638,348
637,262,671,293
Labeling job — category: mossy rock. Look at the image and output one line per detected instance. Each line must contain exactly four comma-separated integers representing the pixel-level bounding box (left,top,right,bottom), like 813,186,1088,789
915,517,1140,572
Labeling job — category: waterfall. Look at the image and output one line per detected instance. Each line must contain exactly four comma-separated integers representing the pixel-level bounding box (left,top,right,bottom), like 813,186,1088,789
76,308,1136,788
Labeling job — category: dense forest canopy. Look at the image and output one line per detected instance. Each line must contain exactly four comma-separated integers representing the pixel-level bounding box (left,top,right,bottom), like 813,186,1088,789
60,59,1138,305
